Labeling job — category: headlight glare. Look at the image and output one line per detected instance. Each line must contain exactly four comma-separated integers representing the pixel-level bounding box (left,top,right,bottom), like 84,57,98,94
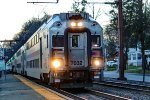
71,22,76,27
77,22,83,26
52,60,61,68
92,57,103,68
70,21,83,27
51,58,63,69
94,59,100,66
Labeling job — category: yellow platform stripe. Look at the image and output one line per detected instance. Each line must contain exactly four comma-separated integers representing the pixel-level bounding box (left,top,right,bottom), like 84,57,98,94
15,75,69,100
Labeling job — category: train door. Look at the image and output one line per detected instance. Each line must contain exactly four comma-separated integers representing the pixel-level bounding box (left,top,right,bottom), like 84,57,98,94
68,33,87,68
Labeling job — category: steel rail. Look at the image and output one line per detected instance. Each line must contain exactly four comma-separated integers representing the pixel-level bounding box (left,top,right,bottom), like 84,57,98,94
85,88,130,100
94,81,150,93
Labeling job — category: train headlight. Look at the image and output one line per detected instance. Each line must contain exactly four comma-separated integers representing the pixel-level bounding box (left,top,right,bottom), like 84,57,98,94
94,60,100,66
92,57,104,68
77,22,83,27
70,21,83,27
52,58,63,69
71,22,76,27
52,60,61,68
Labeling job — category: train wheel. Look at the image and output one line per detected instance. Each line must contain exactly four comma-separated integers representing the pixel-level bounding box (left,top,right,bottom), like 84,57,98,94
54,83,60,88
40,74,44,82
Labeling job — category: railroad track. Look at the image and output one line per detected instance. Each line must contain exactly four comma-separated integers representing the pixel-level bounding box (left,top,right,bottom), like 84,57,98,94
94,80,150,93
25,75,129,100
42,85,85,100
85,88,130,100
63,88,129,100
23,75,84,100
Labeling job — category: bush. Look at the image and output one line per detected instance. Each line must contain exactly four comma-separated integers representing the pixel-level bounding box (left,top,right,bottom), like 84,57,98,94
125,66,150,74
107,66,117,71
126,65,140,70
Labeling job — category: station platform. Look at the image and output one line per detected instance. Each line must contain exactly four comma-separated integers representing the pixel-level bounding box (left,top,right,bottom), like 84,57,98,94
0,74,70,100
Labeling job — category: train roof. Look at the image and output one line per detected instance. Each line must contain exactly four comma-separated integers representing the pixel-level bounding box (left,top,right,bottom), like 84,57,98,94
47,12,93,21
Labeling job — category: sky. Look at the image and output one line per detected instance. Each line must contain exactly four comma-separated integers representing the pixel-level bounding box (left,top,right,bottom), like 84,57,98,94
0,0,112,40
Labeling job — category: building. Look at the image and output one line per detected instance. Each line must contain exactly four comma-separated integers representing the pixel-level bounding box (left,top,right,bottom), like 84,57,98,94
128,48,150,66
145,50,150,66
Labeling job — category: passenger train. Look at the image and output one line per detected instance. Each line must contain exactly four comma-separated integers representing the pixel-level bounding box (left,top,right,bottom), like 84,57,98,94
7,12,104,88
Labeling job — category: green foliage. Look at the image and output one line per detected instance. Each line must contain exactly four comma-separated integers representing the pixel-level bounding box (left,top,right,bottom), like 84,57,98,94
107,66,117,71
72,0,87,13
125,66,150,74
104,25,118,58
8,13,51,57
110,1,146,41
126,65,141,70
108,0,143,48
105,0,150,68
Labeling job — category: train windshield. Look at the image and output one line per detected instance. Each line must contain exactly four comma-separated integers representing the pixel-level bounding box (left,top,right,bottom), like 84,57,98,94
91,35,101,47
52,35,64,47
72,35,79,47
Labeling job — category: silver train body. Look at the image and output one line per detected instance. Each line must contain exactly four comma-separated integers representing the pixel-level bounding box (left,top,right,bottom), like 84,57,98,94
7,13,103,88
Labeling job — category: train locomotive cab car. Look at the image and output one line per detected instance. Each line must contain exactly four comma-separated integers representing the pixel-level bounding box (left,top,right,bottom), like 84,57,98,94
7,12,104,88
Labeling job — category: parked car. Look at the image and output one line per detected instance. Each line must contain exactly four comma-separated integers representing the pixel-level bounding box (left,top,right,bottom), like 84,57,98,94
106,60,118,66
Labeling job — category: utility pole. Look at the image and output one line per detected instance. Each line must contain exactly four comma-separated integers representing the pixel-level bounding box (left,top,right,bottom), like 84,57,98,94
118,0,126,80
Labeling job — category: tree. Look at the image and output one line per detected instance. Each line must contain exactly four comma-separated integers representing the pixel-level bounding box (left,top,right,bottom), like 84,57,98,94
7,13,51,58
144,2,150,49
71,0,101,20
104,25,118,59
106,0,150,69
72,0,87,13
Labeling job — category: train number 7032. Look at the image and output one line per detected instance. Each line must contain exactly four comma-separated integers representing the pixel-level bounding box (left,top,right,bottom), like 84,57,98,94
70,60,82,65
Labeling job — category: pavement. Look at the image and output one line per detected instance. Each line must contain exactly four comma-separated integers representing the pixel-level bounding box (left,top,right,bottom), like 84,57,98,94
104,71,150,82
0,74,45,100
0,74,67,100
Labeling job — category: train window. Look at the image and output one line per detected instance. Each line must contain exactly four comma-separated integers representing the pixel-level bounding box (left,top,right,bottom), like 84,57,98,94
91,35,101,47
47,35,48,48
52,35,64,47
72,35,79,47
32,60,34,68
29,41,31,48
17,64,21,68
34,35,37,45
27,61,29,68
32,38,34,47
30,40,32,48
34,36,36,44
16,50,21,57
26,42,29,50
30,60,32,68
37,34,39,43
34,59,39,68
